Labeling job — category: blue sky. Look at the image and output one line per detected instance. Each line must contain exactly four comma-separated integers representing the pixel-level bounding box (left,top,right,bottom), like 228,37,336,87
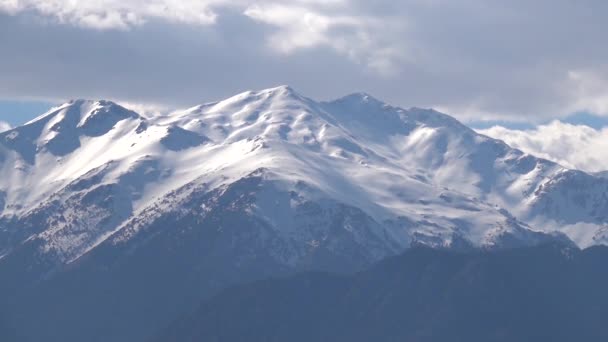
0,100,56,126
468,112,608,131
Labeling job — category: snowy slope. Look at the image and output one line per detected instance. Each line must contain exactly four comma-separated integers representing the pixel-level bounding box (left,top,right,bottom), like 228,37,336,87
0,86,605,268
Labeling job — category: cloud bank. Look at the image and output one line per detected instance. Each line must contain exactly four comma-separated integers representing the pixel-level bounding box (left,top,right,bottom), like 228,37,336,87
478,122,608,173
2,0,608,123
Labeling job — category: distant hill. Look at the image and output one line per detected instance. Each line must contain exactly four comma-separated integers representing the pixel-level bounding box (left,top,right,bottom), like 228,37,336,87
156,244,608,342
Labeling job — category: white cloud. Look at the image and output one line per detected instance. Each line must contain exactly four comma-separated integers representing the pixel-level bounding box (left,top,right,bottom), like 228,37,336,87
0,0,220,29
244,4,336,53
243,3,405,74
0,121,11,133
478,122,608,173
117,101,169,119
565,69,608,116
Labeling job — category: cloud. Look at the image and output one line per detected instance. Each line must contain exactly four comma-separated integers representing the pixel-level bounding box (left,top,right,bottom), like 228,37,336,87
478,122,608,173
0,0,405,74
243,3,404,74
565,69,608,115
0,121,11,132
117,101,170,119
0,0,220,29
243,4,334,53
1,0,608,122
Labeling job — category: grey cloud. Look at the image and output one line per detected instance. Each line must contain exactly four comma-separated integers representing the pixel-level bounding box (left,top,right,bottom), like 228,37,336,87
0,10,373,105
1,1,608,122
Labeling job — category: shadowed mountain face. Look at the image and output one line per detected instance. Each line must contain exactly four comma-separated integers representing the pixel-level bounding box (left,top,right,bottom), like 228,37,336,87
155,244,608,342
1,86,608,341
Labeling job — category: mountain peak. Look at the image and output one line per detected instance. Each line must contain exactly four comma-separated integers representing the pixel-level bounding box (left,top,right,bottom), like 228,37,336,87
229,85,303,101
329,92,387,108
258,85,309,103
0,98,142,163
263,84,296,94
25,99,136,125
209,85,306,108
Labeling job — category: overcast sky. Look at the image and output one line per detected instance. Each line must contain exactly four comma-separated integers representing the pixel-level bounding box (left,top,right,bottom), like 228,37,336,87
1,1,608,170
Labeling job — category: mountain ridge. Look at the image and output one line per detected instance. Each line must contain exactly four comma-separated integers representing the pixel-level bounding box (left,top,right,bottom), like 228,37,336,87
1,85,607,266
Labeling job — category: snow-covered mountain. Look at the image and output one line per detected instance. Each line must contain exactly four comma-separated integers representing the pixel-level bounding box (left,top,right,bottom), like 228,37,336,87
2,85,607,342
1,86,606,266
